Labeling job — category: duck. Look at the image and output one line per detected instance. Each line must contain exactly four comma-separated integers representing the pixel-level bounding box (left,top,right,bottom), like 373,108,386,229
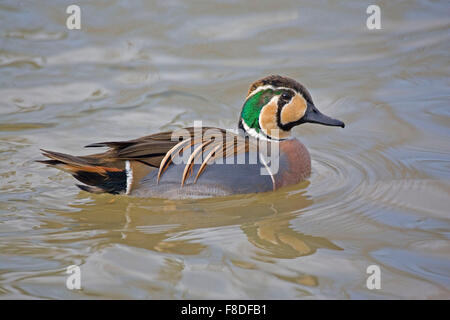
38,75,345,199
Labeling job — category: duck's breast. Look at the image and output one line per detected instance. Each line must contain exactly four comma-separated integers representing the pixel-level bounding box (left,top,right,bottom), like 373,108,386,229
273,138,311,189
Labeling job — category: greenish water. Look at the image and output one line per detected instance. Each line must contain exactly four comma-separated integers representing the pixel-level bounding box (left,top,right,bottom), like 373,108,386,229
0,0,449,299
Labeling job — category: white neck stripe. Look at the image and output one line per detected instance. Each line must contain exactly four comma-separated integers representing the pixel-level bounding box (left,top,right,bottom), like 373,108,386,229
241,119,288,142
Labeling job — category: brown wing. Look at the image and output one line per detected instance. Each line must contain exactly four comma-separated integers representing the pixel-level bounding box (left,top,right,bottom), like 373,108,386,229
83,126,227,167
38,127,241,194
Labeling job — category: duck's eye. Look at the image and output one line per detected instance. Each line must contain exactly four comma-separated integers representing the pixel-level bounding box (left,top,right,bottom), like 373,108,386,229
281,92,292,100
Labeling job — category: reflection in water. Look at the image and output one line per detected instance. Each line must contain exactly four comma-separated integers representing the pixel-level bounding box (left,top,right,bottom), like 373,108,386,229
49,183,340,261
36,184,340,295
243,216,342,260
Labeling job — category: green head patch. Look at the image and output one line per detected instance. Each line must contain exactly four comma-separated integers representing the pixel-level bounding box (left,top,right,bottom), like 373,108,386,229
240,89,281,132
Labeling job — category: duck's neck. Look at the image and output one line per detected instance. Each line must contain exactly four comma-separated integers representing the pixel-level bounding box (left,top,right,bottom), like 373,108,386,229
238,118,291,142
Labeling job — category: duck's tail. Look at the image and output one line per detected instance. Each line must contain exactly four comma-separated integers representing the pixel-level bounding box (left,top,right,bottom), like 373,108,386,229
37,149,127,194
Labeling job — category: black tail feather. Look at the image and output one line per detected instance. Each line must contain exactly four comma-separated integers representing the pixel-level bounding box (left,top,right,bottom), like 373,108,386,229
36,159,62,165
73,170,127,194
38,149,127,195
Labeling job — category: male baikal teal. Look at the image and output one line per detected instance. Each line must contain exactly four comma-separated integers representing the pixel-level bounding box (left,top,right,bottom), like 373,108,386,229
38,75,345,199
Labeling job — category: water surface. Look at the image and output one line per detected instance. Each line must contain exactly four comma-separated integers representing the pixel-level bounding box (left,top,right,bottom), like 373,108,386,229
0,0,449,299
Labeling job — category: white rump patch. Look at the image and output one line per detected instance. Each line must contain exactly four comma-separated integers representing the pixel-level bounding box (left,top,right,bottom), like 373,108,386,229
125,160,133,195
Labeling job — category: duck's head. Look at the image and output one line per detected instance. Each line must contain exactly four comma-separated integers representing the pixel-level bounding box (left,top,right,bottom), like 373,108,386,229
238,75,345,140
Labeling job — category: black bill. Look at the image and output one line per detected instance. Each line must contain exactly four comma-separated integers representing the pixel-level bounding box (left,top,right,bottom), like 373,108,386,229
301,102,345,128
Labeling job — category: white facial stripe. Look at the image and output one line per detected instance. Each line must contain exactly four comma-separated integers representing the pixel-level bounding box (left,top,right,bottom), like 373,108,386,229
246,85,297,100
241,119,289,142
242,120,272,141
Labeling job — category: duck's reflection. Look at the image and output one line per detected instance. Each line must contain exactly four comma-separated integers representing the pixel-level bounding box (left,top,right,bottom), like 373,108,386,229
242,214,342,260
50,183,341,263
